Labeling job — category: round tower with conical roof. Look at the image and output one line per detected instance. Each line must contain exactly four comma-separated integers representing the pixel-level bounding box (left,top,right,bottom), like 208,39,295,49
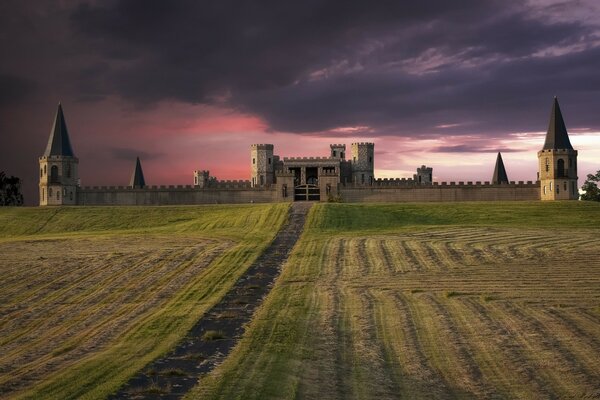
39,103,79,206
538,97,578,200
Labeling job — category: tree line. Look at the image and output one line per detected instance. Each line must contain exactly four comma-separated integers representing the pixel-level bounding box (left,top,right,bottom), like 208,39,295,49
0,172,24,206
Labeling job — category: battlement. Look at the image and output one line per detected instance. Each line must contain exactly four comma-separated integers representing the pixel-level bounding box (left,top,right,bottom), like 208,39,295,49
250,144,274,150
213,180,252,189
351,142,374,146
282,156,336,161
367,179,539,188
330,144,346,148
80,180,260,191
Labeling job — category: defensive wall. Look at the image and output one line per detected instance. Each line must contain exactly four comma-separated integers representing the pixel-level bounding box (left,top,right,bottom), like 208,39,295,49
77,183,280,205
74,180,540,205
339,181,540,202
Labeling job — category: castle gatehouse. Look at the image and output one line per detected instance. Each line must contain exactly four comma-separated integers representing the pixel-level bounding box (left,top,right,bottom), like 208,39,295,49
39,98,579,206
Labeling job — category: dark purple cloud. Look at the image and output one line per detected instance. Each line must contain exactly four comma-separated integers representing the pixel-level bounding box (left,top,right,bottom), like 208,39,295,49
1,0,600,204
59,0,600,135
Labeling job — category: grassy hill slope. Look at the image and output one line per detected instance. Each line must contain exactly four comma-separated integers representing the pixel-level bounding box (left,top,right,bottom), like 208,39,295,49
192,201,600,400
0,204,289,400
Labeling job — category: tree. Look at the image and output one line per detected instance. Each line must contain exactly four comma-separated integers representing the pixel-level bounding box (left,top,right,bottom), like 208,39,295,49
0,171,24,206
580,170,600,201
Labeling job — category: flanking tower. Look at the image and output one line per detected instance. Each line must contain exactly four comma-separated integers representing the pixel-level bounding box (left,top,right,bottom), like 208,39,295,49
351,142,374,185
250,144,274,187
330,144,346,159
538,97,578,200
39,103,79,206
415,165,433,185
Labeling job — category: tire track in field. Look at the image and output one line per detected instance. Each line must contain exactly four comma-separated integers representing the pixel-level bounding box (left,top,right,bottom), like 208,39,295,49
421,294,495,398
330,238,350,400
357,238,374,276
460,298,553,399
529,307,600,395
0,242,228,395
399,241,422,272
1,245,199,357
377,239,397,274
347,288,399,399
391,293,453,399
495,302,600,397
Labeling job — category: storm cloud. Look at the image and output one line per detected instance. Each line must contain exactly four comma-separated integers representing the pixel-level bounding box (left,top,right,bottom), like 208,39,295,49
64,0,600,134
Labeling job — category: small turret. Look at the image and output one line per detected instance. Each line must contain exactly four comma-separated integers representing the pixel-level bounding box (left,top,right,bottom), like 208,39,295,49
538,97,578,200
492,153,509,184
351,142,375,185
39,103,79,206
129,157,146,188
250,144,275,187
414,165,433,185
194,170,211,188
330,144,346,159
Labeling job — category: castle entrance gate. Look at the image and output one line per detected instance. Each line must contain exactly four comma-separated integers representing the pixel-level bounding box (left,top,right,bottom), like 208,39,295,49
294,184,320,201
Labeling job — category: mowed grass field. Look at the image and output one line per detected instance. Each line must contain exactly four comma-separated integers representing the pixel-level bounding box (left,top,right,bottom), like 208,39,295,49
0,204,289,399
193,201,600,400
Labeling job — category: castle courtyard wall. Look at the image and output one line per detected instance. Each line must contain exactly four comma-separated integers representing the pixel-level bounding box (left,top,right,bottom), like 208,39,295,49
339,182,540,202
77,186,283,205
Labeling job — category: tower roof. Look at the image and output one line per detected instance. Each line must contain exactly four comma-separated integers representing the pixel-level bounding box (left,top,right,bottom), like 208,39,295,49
492,152,509,184
129,157,146,188
43,103,75,157
543,97,573,150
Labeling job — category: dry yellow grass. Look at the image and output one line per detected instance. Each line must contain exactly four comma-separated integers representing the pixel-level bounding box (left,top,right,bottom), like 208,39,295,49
0,203,289,399
0,235,228,395
194,203,600,400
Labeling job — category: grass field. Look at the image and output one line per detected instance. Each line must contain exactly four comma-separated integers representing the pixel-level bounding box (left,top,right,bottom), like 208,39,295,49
192,201,600,399
0,204,289,399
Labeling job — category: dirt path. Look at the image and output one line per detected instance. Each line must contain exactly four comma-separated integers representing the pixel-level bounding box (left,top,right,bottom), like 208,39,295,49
110,202,312,399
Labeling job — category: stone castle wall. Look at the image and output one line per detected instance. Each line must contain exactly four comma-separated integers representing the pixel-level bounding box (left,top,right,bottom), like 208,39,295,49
77,185,281,205
75,180,540,205
339,181,540,202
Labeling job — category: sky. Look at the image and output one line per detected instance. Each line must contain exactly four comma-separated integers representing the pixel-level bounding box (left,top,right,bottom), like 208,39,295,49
1,0,600,205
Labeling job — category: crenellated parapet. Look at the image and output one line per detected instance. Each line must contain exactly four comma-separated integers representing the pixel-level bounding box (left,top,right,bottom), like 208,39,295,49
282,156,336,161
250,144,274,150
365,179,540,188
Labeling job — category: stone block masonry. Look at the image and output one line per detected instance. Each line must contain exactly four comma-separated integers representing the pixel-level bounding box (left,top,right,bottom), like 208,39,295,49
340,182,540,202
77,186,282,205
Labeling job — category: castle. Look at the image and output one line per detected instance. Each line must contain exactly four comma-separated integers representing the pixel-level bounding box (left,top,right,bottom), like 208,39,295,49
39,98,578,206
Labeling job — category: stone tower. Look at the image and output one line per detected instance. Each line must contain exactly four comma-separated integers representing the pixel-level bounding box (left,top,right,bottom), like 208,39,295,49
415,165,433,185
193,170,210,188
330,144,346,159
250,144,274,187
39,103,78,206
351,142,375,185
538,97,578,200
129,157,146,188
492,152,509,184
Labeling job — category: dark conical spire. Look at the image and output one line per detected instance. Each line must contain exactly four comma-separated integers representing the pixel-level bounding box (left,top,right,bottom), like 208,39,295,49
492,152,509,184
129,157,146,188
43,103,75,157
543,97,573,150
